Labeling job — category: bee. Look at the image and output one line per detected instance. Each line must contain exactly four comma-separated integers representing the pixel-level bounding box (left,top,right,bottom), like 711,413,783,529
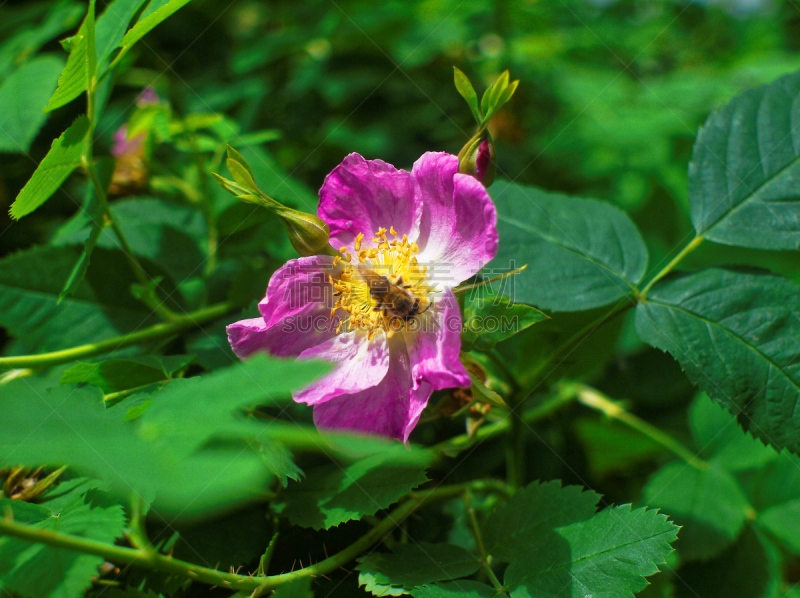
357,267,432,321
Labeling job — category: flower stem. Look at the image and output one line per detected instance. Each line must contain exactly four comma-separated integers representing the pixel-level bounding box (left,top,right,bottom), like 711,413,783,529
640,235,704,298
574,383,706,470
83,74,176,322
464,493,506,593
0,480,507,593
0,301,234,371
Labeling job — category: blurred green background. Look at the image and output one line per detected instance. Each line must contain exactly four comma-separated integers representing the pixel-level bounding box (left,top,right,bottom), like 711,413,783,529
2,0,800,287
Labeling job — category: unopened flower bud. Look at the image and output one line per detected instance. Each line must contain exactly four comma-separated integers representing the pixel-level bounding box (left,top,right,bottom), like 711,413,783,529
458,131,495,187
276,207,332,257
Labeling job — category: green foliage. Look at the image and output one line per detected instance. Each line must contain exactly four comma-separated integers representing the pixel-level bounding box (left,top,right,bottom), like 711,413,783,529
644,463,750,561
505,505,677,598
60,354,193,392
0,355,326,516
272,449,431,530
357,543,480,596
460,295,547,352
0,246,159,352
636,268,800,454
118,0,194,54
3,1,800,596
689,70,800,250
0,483,126,598
0,56,64,153
9,116,89,219
482,480,600,562
489,179,648,311
45,0,95,112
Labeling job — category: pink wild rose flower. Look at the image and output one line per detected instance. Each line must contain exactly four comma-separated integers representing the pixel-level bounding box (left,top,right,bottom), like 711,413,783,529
227,152,498,442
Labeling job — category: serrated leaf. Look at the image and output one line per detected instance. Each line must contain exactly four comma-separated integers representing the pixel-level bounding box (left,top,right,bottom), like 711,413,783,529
689,393,776,472
0,246,159,354
0,56,65,153
9,116,89,219
489,179,647,311
259,439,304,488
411,582,498,598
45,0,96,111
482,480,601,563
636,268,800,454
453,67,482,123
461,295,547,351
60,355,193,392
643,462,750,561
688,69,800,250
505,505,678,598
357,543,480,595
119,0,194,53
0,485,126,598
272,449,431,530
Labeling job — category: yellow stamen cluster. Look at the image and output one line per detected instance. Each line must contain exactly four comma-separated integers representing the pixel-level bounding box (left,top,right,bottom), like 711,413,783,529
329,226,430,340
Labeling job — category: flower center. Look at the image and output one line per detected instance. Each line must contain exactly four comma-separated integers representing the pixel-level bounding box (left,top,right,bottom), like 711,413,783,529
329,226,432,340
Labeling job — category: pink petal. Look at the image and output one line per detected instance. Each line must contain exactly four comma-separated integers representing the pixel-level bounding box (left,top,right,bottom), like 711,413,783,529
318,153,421,253
312,341,434,443
413,152,498,285
227,255,338,359
294,331,390,406
405,288,470,391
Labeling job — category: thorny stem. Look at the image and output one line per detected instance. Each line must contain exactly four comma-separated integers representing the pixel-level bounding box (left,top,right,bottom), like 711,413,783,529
0,301,234,371
574,383,707,470
0,480,508,594
640,235,704,298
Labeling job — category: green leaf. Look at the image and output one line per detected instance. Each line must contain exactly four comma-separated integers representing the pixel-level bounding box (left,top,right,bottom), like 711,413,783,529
689,393,776,472
0,3,83,79
636,268,800,454
356,543,481,595
271,577,313,598
453,67,482,123
60,355,193,392
0,360,318,517
482,480,601,563
259,439,304,488
643,462,750,560
0,485,126,598
461,295,547,351
689,69,800,250
138,354,329,456
573,417,666,478
54,197,208,283
45,0,96,112
119,0,194,54
489,179,648,311
673,526,781,598
411,582,498,598
0,56,65,153
505,505,678,598
0,246,159,353
9,116,89,219
758,499,800,554
95,0,149,69
272,449,431,530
